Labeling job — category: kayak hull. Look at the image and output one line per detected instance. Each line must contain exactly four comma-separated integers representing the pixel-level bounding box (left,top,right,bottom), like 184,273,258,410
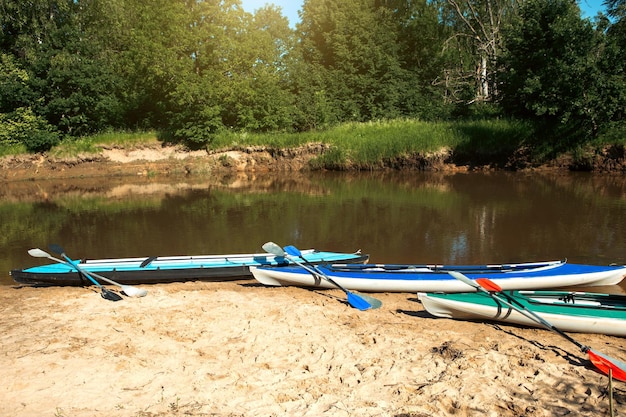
250,261,626,292
418,290,626,337
11,249,369,286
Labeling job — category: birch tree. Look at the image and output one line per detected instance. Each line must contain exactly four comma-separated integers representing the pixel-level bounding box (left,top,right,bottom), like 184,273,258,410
444,0,516,102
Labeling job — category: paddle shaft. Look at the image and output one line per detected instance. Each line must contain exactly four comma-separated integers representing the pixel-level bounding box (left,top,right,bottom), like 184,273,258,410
262,242,377,311
33,247,146,297
284,254,345,292
298,259,348,294
478,283,626,380
283,245,382,310
263,243,344,291
448,271,626,381
59,253,106,289
449,272,589,351
483,289,586,351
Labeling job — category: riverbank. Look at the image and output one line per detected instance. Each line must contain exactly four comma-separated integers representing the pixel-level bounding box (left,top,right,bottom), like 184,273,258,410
1,280,624,417
0,142,332,183
2,139,626,184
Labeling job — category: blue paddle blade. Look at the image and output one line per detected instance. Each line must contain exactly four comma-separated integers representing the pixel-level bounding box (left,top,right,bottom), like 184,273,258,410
284,245,301,257
347,292,373,311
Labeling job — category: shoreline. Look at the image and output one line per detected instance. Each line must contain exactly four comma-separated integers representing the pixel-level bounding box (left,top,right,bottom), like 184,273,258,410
2,142,625,185
1,280,624,416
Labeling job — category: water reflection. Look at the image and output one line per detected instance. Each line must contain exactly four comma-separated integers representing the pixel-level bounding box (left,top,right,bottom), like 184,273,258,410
2,171,625,292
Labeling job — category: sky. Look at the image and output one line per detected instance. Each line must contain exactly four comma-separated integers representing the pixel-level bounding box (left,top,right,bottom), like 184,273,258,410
239,0,607,28
240,0,303,27
579,0,607,18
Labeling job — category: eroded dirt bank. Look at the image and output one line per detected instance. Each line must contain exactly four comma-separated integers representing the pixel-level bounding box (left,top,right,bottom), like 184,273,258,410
2,142,625,184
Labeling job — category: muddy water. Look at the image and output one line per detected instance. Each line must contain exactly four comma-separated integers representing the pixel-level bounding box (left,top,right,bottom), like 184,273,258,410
2,171,625,292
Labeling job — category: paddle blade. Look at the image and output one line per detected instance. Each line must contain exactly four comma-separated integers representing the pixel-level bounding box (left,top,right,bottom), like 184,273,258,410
449,271,483,291
101,288,123,302
346,292,373,311
284,245,302,257
262,242,285,257
587,350,626,382
48,243,65,256
475,278,503,292
28,248,51,258
121,286,148,298
360,293,383,309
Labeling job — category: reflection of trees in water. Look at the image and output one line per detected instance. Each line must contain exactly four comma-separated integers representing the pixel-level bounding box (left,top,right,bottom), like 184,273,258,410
2,172,625,290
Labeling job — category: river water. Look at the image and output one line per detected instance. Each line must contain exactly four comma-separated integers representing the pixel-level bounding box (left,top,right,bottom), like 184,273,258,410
2,171,625,292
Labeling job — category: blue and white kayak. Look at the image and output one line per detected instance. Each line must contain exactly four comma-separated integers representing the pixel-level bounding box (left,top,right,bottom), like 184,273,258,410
250,260,626,293
10,249,369,286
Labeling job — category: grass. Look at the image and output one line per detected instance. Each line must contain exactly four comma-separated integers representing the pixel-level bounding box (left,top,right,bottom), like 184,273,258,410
0,142,27,157
47,131,159,157
209,118,535,168
4,117,622,169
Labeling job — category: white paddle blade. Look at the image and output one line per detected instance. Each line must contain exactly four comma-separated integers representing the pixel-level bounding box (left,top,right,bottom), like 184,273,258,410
121,286,148,298
449,271,481,290
262,242,285,257
28,248,51,258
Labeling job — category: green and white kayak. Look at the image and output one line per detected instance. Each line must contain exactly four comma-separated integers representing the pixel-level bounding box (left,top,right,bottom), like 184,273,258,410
418,290,626,337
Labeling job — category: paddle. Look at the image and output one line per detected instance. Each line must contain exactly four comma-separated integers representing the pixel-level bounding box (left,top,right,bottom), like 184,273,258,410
29,246,146,298
29,246,121,301
449,271,626,382
262,242,381,311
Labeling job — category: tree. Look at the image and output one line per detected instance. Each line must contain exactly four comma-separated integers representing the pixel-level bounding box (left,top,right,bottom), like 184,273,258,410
440,0,517,104
499,0,600,139
296,0,408,126
604,0,626,18
218,5,296,132
0,54,59,151
595,0,626,135
393,0,452,118
1,0,128,136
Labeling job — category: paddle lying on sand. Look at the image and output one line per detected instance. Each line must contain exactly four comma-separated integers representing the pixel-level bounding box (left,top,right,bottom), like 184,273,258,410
28,246,121,301
29,246,147,299
262,242,381,311
449,270,626,382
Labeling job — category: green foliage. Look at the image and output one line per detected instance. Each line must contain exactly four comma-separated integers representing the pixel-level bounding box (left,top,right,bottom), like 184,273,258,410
499,0,600,141
0,0,624,156
296,0,413,124
0,53,34,112
210,117,532,170
0,107,59,152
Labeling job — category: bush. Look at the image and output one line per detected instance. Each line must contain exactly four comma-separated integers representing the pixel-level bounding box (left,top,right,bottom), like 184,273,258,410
0,107,60,152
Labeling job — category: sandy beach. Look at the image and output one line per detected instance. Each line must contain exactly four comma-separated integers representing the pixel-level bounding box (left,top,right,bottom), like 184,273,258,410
1,280,624,417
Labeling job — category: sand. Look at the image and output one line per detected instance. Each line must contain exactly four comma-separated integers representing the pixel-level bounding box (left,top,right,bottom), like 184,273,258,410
1,281,624,417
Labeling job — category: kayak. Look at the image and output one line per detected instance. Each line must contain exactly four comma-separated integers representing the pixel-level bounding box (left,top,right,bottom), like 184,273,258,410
417,290,626,336
250,260,626,292
10,249,369,286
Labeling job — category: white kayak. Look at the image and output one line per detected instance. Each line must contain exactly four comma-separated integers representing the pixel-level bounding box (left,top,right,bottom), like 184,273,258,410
250,260,626,292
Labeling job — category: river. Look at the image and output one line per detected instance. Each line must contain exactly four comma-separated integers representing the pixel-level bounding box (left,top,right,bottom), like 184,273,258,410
2,170,625,292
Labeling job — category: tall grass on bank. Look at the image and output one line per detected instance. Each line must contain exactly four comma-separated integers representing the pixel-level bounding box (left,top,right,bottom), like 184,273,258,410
47,131,159,157
213,118,534,169
0,143,27,157
2,119,535,168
